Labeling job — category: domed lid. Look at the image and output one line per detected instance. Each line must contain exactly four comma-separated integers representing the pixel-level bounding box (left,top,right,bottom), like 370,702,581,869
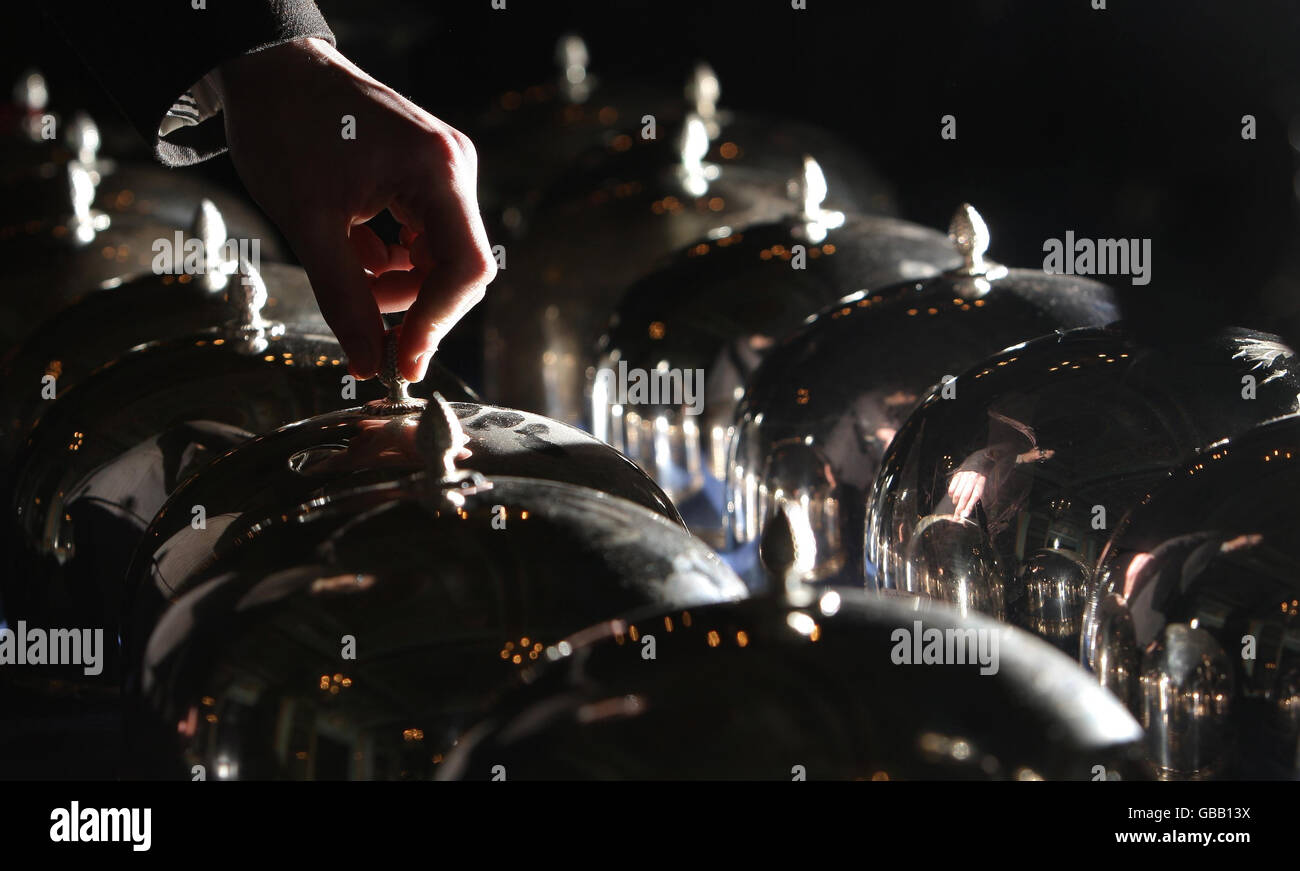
588,167,961,508
127,401,746,778
436,590,1143,780
0,161,178,343
597,161,959,383
2,200,326,461
128,381,686,623
1081,413,1300,779
7,299,473,570
867,325,1300,643
726,205,1121,585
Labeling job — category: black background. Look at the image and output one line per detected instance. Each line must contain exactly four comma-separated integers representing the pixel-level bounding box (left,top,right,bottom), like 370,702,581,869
8,0,1300,338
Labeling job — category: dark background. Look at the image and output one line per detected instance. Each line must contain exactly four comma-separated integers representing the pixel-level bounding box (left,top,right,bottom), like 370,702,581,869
8,0,1300,344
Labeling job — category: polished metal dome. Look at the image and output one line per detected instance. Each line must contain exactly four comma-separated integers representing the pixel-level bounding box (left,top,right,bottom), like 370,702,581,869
0,278,472,660
0,201,322,466
0,161,178,345
483,93,892,427
471,35,683,238
729,205,1121,588
867,325,1300,654
0,111,282,250
590,168,960,545
124,397,747,780
437,589,1143,780
1083,413,1300,779
124,393,685,661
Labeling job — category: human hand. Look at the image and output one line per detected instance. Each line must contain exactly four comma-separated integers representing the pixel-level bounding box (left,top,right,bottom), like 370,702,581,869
947,469,986,519
211,37,496,381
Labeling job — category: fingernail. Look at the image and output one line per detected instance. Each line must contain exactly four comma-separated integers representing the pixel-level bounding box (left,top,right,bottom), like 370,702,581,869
345,334,380,379
412,350,433,382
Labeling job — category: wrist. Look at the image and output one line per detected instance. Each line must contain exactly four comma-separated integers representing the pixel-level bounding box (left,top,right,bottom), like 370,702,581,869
210,36,333,105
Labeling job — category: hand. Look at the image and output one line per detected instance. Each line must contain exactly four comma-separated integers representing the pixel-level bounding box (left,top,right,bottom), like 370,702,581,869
946,469,986,519
211,37,496,382
1015,447,1055,464
1121,552,1153,601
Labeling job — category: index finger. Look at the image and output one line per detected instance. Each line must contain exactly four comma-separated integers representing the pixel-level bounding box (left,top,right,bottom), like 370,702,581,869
393,173,497,382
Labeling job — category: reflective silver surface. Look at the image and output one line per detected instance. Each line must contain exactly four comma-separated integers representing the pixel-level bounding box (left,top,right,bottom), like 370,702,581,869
730,206,1121,588
0,111,281,254
125,400,746,779
868,326,1300,655
124,398,685,656
1083,413,1300,779
438,590,1144,780
0,162,177,345
590,177,960,544
0,201,324,465
0,276,473,655
484,101,893,428
470,35,682,239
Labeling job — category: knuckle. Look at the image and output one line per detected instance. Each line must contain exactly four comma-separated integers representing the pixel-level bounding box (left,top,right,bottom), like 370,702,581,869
464,247,498,285
448,127,477,163
421,130,461,172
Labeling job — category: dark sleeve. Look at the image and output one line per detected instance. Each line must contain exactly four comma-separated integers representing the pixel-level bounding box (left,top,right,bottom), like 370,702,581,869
45,1,335,167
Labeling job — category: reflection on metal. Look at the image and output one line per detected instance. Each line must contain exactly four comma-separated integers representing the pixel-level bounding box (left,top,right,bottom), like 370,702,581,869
731,205,1120,588
66,160,109,245
1082,413,1300,779
869,326,1300,662
591,206,961,547
1140,624,1232,780
795,156,844,243
676,114,718,197
369,329,427,415
555,34,591,102
686,62,720,133
484,75,895,429
125,436,746,779
436,591,1144,780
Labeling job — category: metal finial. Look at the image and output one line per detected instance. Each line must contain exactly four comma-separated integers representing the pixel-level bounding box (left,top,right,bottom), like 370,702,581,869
949,203,992,273
14,68,47,112
676,113,716,197
415,392,469,480
229,257,270,330
368,329,427,414
793,156,844,242
192,199,233,292
65,160,108,246
65,112,100,167
556,33,589,81
687,62,720,120
556,33,592,102
945,204,1007,292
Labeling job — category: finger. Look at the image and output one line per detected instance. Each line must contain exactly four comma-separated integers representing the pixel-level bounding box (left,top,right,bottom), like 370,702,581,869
394,181,496,381
289,214,385,378
966,476,985,514
387,243,413,270
348,224,392,275
954,477,976,517
947,472,964,499
370,268,424,313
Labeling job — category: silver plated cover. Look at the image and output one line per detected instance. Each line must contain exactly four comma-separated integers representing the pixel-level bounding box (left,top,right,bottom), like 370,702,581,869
590,182,960,544
124,404,745,779
867,325,1300,654
438,589,1144,780
1082,413,1300,779
0,201,323,465
484,105,891,427
0,292,472,658
729,206,1120,588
